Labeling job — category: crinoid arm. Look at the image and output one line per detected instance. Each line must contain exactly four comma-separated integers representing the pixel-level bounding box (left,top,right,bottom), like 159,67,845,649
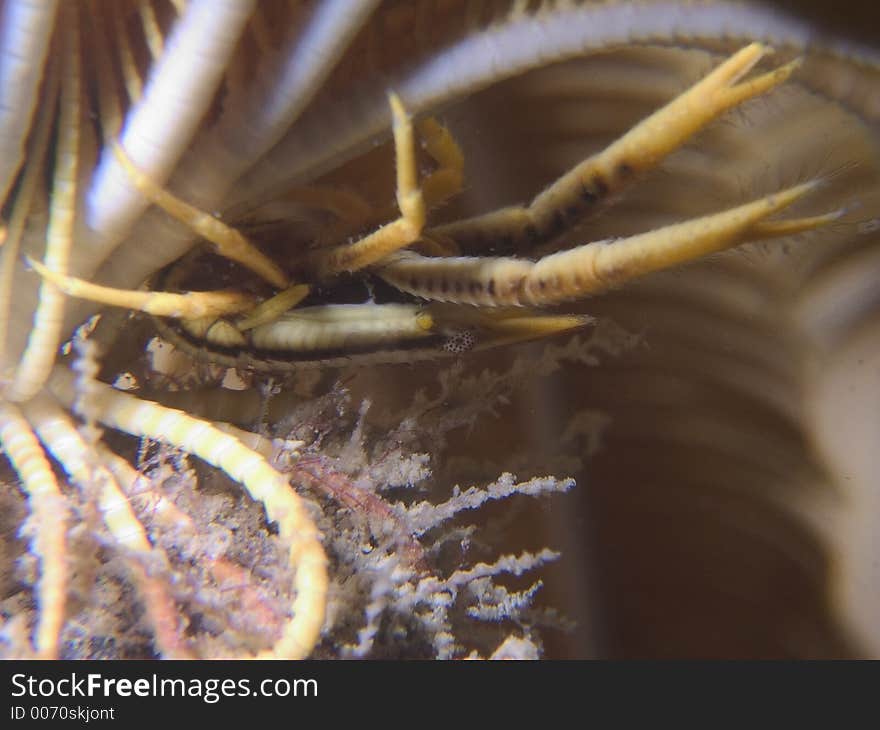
304,93,427,277
378,180,839,307
111,141,289,289
21,392,191,658
415,116,465,211
427,304,595,352
48,367,328,660
518,180,840,306
0,402,67,659
7,12,81,404
426,43,800,252
26,258,257,319
373,44,836,308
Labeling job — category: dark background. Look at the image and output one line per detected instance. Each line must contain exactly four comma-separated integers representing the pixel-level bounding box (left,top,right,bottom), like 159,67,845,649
771,0,880,46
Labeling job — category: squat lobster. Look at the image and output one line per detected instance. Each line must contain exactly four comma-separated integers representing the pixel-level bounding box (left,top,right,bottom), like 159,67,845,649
32,43,841,369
